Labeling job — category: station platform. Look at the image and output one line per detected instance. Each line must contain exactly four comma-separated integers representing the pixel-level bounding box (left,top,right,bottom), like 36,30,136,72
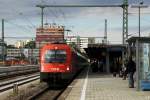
65,67,150,100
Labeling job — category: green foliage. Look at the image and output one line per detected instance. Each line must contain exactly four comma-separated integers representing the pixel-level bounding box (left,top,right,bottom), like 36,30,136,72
24,41,35,49
7,45,16,49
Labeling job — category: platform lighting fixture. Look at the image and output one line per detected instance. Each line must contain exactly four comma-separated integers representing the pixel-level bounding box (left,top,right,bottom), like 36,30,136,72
65,29,71,36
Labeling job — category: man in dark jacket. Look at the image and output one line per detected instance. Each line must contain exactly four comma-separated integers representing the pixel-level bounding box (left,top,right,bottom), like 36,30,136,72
91,60,98,72
122,59,128,80
126,56,136,88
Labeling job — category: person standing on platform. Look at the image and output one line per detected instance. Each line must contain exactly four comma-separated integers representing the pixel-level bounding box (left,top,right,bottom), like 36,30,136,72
126,56,136,88
91,59,98,72
113,61,117,77
122,59,128,80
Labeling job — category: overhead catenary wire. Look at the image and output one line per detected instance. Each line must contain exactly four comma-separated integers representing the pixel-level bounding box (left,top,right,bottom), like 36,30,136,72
40,0,56,24
18,12,37,29
52,0,68,25
128,12,150,33
4,36,35,39
41,0,68,25
2,8,36,44
47,8,59,24
9,7,36,32
5,20,33,34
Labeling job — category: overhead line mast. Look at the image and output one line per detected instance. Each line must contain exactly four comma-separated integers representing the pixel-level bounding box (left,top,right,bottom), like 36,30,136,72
122,0,128,74
36,0,128,44
122,0,128,44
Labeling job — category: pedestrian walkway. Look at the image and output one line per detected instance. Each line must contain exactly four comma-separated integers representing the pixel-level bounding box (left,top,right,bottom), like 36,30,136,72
66,67,150,100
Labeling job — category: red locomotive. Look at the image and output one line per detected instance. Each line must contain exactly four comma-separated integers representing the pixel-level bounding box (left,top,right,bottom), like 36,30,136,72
40,43,88,84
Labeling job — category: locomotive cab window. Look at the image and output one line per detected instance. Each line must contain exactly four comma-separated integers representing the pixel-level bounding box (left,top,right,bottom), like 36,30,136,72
44,50,67,63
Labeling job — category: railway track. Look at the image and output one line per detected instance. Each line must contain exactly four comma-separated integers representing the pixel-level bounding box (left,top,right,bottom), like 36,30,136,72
26,68,87,100
32,89,65,100
0,73,40,92
0,65,39,80
3,66,87,100
27,84,66,100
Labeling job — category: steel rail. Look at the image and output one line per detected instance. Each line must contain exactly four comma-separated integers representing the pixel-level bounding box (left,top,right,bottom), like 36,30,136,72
0,73,39,87
0,66,39,79
27,84,49,100
27,85,66,100
0,75,40,92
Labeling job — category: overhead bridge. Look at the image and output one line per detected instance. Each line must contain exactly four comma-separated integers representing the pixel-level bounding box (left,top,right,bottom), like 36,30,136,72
84,44,126,73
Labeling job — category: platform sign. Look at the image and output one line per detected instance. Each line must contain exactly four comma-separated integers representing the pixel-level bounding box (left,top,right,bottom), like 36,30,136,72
143,44,149,79
143,44,149,71
23,49,29,58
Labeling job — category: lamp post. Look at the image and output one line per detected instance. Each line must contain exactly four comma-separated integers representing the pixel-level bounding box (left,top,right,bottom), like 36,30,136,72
64,29,71,43
131,2,148,37
138,2,143,37
131,2,148,90
65,29,71,38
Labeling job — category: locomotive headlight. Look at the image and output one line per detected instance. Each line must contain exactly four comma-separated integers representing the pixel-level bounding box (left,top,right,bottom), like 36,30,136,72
41,66,44,71
55,47,58,50
57,68,59,71
67,67,69,71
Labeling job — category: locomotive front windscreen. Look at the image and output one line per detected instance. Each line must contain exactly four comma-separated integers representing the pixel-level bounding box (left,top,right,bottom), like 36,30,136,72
44,50,67,63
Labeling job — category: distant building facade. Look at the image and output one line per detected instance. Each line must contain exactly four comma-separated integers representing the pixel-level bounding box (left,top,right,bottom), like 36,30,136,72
7,49,22,57
15,40,31,48
36,24,64,48
23,49,39,64
7,49,39,58
66,36,95,49
7,48,39,64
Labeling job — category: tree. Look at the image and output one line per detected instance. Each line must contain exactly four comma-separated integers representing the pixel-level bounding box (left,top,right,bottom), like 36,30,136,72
7,45,16,48
24,41,36,49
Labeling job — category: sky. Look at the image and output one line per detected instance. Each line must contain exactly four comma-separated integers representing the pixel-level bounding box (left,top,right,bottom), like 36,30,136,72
0,0,150,44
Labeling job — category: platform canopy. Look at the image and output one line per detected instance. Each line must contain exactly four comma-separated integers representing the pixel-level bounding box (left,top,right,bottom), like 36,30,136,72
126,37,150,43
84,44,125,59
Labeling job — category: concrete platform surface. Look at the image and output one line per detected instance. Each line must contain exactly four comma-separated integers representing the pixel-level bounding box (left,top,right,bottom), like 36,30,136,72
66,67,150,100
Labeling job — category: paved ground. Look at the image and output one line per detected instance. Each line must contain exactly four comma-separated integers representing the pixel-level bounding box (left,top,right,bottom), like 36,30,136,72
66,68,150,100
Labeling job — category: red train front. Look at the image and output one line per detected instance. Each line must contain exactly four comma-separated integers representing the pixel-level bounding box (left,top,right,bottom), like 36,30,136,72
40,43,87,84
41,43,72,72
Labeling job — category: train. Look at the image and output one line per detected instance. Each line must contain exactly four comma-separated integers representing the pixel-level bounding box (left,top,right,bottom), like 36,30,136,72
40,43,89,84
